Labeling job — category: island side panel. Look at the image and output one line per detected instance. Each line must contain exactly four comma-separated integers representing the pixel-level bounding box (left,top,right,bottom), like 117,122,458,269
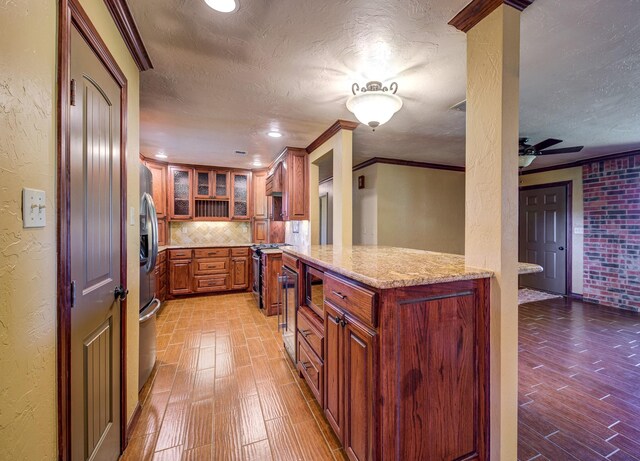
379,278,490,461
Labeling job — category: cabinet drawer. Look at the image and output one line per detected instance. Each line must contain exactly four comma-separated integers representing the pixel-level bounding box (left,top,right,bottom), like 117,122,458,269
282,253,298,271
298,307,323,360
325,273,377,328
158,251,167,264
231,247,249,257
194,248,230,258
169,249,192,260
193,275,230,292
194,258,230,275
297,337,323,406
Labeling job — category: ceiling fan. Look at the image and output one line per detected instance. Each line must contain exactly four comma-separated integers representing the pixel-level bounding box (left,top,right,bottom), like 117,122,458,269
518,137,584,168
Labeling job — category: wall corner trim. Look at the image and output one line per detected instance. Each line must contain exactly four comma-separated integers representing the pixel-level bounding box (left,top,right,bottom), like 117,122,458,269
448,0,534,33
306,120,359,154
103,0,153,71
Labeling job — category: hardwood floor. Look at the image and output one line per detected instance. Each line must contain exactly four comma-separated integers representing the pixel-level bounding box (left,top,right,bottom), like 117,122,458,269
123,293,640,461
519,297,640,461
123,293,346,461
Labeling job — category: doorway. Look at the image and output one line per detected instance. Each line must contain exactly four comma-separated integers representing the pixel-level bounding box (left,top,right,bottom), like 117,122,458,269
518,182,571,295
319,193,329,244
58,1,129,459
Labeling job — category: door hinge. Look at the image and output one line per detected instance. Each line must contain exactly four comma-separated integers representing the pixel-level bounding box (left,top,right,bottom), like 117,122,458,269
70,280,76,308
70,79,76,106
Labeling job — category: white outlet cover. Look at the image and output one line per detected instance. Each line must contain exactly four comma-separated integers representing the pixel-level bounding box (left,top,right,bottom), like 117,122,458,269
574,227,584,235
22,188,46,228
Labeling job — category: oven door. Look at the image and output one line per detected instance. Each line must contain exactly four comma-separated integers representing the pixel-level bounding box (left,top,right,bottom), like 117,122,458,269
279,266,298,363
252,251,261,307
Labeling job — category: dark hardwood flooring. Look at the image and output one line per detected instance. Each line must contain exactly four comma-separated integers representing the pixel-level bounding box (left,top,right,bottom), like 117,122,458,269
519,297,640,461
122,293,640,460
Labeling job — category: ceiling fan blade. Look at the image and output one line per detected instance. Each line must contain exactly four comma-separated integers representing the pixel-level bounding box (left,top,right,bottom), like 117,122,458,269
539,146,584,155
532,138,563,151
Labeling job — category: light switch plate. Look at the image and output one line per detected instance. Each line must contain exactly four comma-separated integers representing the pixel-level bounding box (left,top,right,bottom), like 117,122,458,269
574,227,584,235
22,188,46,228
292,221,300,233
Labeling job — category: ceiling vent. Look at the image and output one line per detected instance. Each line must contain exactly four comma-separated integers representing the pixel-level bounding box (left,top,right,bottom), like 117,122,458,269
235,150,247,156
450,100,467,112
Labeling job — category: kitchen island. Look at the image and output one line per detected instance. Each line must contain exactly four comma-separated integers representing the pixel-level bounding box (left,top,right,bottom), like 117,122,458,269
282,245,541,461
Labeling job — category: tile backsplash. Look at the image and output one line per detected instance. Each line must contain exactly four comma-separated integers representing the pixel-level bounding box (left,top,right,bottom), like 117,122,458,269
285,220,310,247
169,221,252,245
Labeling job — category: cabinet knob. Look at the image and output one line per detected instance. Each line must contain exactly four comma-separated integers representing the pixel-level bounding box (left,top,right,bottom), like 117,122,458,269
334,315,341,324
340,319,347,328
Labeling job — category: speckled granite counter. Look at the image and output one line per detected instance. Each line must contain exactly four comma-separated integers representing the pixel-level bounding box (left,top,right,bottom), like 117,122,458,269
158,242,254,252
283,245,542,289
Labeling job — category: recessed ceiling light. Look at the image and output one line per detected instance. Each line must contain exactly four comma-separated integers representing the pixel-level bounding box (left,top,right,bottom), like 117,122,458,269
267,131,282,138
204,0,237,13
252,161,263,167
155,153,168,159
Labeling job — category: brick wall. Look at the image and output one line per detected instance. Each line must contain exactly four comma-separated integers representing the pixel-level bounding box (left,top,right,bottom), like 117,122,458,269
583,153,640,311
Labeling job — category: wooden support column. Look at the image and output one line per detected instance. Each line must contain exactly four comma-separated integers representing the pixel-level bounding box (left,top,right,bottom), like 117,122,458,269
450,1,532,459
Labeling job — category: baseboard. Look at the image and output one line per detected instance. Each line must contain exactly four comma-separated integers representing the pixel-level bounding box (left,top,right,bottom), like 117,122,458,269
125,401,142,444
570,292,584,301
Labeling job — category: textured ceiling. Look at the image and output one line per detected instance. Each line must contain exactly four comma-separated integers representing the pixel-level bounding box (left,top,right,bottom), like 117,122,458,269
131,0,640,170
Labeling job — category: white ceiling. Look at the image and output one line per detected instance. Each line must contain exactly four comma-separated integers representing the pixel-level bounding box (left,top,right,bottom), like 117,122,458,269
131,0,640,170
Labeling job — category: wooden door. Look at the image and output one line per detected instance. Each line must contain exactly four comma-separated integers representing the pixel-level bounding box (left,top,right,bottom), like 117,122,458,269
70,26,122,461
168,166,193,219
324,302,344,441
285,150,309,220
253,170,268,219
145,161,167,217
519,184,569,294
194,169,212,199
231,172,251,220
253,220,267,244
169,260,192,295
213,171,230,198
157,218,167,246
343,318,376,461
231,256,249,289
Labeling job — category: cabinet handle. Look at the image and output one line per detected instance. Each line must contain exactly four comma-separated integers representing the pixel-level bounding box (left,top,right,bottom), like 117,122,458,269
340,319,347,328
332,290,347,300
301,361,312,370
300,329,311,338
334,315,341,324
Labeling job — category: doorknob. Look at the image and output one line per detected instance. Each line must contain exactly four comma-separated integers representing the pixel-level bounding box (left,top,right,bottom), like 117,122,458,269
114,285,129,301
558,247,565,251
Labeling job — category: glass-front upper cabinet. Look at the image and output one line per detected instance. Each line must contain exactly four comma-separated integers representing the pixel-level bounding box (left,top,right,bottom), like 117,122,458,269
305,267,324,317
194,170,229,199
169,166,193,219
231,172,250,220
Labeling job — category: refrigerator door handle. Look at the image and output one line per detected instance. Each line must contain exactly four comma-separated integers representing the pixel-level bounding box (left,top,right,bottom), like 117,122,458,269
142,192,159,274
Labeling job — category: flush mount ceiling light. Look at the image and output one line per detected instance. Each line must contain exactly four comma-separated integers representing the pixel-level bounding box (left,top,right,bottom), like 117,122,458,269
346,81,403,129
267,131,282,138
204,0,237,13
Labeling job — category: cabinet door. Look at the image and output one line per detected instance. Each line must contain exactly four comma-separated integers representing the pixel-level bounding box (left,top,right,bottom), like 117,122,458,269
145,161,167,218
169,259,192,295
231,172,251,220
253,219,267,244
285,150,308,220
253,170,268,219
231,256,249,289
157,218,167,246
169,166,193,219
343,318,376,461
194,169,212,199
324,302,344,441
214,171,230,198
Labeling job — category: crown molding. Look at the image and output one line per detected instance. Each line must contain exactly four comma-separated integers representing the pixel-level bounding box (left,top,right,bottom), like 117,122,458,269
353,157,465,173
103,0,153,71
306,120,359,154
449,0,535,33
519,149,640,175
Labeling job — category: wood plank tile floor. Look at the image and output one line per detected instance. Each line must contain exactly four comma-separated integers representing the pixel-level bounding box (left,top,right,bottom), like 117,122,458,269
123,293,346,461
519,297,640,461
123,293,640,461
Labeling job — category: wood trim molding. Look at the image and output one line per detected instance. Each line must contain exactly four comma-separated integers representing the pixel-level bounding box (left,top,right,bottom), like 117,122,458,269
58,0,129,459
520,148,640,175
103,0,153,71
125,402,142,444
449,0,534,33
306,119,359,154
353,157,465,173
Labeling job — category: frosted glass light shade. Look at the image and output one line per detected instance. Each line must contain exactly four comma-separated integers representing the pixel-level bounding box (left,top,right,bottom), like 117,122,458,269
204,0,237,13
519,154,537,168
346,91,403,128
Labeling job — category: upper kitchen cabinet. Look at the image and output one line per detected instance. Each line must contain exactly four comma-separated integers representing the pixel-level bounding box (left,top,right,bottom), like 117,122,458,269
168,166,193,220
252,170,268,220
143,160,167,218
231,171,251,220
194,169,229,199
266,147,309,221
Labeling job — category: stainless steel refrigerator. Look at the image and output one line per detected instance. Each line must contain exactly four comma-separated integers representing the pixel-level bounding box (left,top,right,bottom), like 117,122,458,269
139,164,161,390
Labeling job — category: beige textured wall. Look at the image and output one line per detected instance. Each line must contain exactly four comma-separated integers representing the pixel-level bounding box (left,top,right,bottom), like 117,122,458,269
376,164,465,254
519,167,584,294
0,0,140,458
352,164,378,245
465,6,521,459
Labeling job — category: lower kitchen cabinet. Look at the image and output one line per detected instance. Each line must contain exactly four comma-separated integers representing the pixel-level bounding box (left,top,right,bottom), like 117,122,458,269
261,252,282,316
169,258,192,295
231,255,249,290
155,250,167,302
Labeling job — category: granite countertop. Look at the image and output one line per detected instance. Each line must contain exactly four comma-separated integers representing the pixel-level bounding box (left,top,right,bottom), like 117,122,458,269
283,245,543,289
158,242,254,252
260,248,283,254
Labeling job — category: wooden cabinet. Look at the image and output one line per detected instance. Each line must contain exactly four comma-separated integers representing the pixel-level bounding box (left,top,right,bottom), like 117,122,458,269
194,169,229,199
282,148,309,220
253,220,267,244
169,259,192,295
261,252,282,316
324,302,345,441
168,166,193,220
157,218,167,246
266,162,283,196
144,160,167,218
231,172,251,220
252,170,268,219
155,250,167,302
231,256,249,290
